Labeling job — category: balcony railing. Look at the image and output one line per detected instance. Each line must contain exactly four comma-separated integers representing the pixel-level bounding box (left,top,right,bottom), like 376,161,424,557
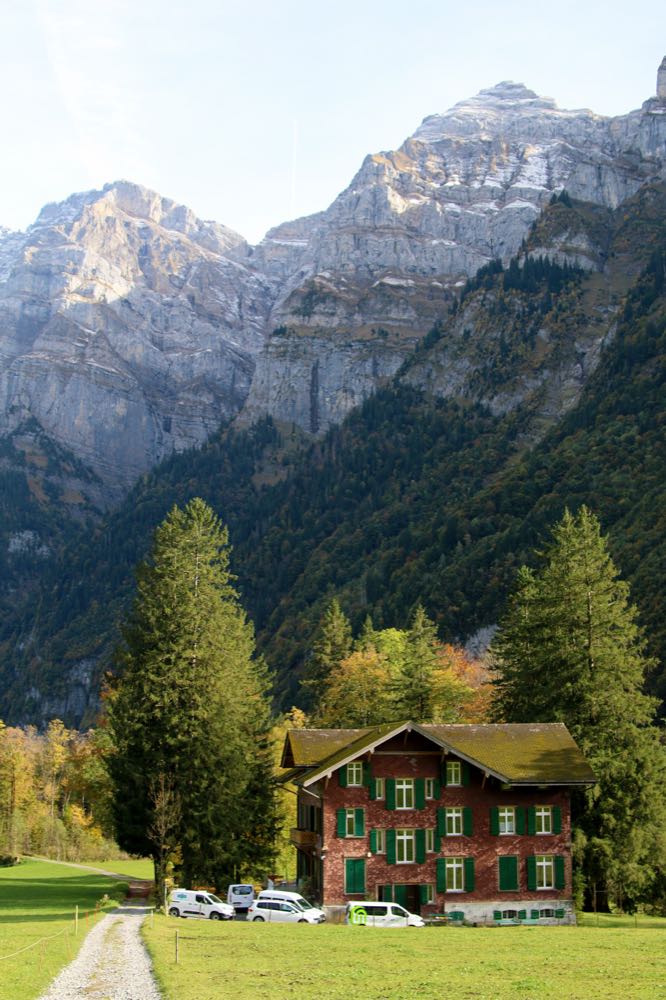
290,827,319,849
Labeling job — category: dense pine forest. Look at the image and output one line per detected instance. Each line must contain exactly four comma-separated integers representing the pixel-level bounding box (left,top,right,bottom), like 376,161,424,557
0,187,665,724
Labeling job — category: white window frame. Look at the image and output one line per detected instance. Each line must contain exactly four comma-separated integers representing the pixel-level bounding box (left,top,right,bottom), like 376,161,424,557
498,806,516,835
422,883,435,904
445,807,463,836
445,856,464,892
535,806,553,835
345,809,356,837
374,777,385,800
425,828,436,853
396,778,415,810
347,761,364,787
446,761,462,786
535,854,555,890
375,828,386,854
425,777,436,800
396,828,415,864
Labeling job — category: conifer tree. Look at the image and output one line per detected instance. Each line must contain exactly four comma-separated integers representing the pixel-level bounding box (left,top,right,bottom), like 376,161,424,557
107,498,276,901
492,507,666,908
392,605,441,721
300,598,352,708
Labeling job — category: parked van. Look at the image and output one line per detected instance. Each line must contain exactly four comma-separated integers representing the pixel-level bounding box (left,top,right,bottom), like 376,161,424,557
227,883,255,911
256,889,325,922
345,901,425,927
168,889,234,920
247,898,324,924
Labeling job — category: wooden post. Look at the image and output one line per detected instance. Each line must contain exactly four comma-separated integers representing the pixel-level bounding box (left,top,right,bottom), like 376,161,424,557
75,905,79,937
175,929,179,964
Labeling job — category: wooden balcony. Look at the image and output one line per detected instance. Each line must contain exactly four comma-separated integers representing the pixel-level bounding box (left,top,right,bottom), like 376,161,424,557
290,827,319,849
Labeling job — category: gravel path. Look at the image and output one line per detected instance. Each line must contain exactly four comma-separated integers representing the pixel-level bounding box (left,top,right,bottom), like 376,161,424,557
38,900,161,1000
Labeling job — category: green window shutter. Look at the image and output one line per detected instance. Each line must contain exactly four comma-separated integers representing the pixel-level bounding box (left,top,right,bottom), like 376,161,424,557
369,829,377,854
386,828,396,865
434,832,441,853
490,807,499,836
518,909,527,920
526,855,537,891
463,807,473,837
369,778,377,801
415,777,426,810
555,908,565,919
516,806,526,835
415,828,426,864
354,808,365,837
336,809,347,838
363,761,372,787
436,807,445,837
338,766,348,788
385,778,396,810
463,857,475,892
346,858,365,894
419,883,430,905
493,910,502,921
553,806,562,834
527,807,536,836
441,760,448,786
382,884,393,902
498,855,518,891
462,762,471,786
436,858,446,893
531,909,540,920
555,855,566,890
433,779,441,801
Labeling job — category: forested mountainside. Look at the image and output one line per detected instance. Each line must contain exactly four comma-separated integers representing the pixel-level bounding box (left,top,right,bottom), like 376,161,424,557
1,187,664,726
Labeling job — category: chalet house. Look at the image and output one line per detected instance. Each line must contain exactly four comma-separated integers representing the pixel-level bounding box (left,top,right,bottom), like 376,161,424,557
281,721,595,924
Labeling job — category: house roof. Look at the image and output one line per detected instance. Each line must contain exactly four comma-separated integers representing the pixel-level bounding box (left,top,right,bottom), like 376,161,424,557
282,721,595,787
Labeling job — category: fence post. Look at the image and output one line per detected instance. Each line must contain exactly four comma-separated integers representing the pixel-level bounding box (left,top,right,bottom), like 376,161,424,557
75,905,78,937
175,929,179,964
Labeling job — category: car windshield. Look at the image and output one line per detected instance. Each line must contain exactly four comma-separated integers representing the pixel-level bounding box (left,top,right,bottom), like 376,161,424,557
206,894,223,904
294,896,314,910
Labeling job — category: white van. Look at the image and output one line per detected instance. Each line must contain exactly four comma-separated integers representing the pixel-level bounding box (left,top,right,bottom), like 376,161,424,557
345,901,425,927
227,883,255,911
168,889,234,920
256,889,326,922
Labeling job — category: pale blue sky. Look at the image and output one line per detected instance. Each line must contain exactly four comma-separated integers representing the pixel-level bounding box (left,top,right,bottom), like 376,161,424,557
2,0,664,243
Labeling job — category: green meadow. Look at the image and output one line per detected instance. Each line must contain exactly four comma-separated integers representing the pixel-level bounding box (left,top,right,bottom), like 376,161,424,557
143,913,666,1000
77,857,154,880
0,859,128,1000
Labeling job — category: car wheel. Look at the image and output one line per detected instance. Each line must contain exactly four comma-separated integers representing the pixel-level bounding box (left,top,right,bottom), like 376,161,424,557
252,916,265,922
298,919,308,923
210,912,222,920
168,907,180,917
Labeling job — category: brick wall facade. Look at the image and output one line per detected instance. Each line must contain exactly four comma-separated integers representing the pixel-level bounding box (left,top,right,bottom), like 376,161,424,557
305,738,572,919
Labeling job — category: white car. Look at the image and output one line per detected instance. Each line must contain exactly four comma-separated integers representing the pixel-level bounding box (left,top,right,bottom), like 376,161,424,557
247,899,324,923
168,889,234,920
345,901,425,927
256,889,326,923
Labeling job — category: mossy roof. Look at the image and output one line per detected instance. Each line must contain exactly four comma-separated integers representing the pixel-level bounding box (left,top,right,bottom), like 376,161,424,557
283,721,594,787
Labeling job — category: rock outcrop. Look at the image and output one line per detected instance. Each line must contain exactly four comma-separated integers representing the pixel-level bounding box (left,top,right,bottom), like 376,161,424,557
1,64,666,493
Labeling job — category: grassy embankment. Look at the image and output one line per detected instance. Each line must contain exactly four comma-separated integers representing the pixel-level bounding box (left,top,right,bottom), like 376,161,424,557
143,912,666,1000
0,858,129,1000
77,858,153,879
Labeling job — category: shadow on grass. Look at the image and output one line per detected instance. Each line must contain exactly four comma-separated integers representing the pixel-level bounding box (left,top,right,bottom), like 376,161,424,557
0,874,128,923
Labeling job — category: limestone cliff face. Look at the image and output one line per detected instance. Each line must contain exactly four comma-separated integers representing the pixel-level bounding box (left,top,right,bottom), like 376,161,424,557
0,181,275,500
2,69,666,492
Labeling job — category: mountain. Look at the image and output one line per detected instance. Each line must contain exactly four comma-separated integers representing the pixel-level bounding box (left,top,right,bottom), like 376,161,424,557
1,61,665,725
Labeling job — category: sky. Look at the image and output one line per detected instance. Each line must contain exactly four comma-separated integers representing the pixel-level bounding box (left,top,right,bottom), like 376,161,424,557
1,0,665,244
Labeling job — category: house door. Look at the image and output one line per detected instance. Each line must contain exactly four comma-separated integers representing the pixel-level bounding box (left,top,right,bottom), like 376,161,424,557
394,884,421,914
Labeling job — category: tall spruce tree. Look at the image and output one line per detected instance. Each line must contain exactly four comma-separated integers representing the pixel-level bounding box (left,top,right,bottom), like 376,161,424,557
107,498,276,901
392,605,441,721
492,507,666,909
300,598,353,709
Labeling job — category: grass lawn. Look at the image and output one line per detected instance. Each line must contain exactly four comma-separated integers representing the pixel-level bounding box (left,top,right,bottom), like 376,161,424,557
143,913,666,1000
0,858,128,1000
77,858,154,880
